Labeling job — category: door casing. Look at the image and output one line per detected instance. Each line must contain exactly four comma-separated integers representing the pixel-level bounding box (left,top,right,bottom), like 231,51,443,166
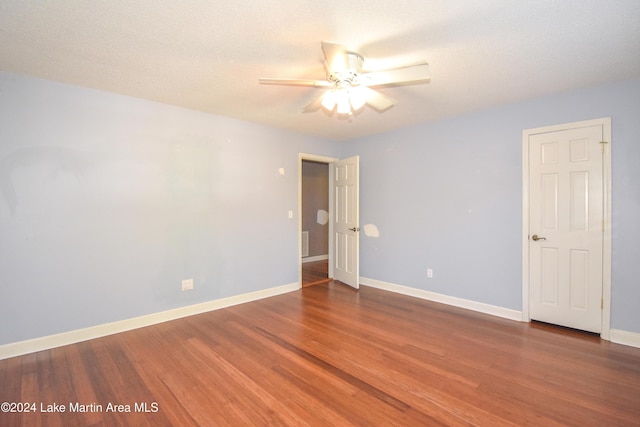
521,117,612,340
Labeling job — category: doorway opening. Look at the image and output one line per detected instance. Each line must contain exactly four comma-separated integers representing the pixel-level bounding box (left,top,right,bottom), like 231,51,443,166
301,159,331,286
299,154,336,287
298,153,360,289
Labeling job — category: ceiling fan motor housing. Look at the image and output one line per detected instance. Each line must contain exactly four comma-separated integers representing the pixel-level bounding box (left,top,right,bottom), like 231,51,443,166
327,52,364,84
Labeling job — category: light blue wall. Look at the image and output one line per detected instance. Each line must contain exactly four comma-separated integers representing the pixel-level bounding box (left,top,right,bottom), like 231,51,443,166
341,77,640,334
2,72,638,347
0,72,339,345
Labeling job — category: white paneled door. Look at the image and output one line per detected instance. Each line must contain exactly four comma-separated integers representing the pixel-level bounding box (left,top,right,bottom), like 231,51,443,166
333,156,359,289
528,122,606,333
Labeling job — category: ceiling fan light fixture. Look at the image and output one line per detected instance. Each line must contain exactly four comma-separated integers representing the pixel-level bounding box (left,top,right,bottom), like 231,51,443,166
321,89,337,111
321,85,353,114
349,86,367,111
336,93,351,115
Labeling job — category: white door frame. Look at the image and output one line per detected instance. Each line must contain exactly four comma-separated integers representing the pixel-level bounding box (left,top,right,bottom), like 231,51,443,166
521,117,612,340
298,153,338,287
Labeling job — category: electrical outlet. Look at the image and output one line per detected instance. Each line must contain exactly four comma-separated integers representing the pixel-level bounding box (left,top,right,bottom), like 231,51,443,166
427,269,433,278
182,279,194,291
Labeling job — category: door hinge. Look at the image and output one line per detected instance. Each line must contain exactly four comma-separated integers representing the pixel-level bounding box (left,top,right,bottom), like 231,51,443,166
601,298,604,310
599,140,608,153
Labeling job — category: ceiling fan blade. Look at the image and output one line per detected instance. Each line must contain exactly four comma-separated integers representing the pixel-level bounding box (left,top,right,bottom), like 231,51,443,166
321,41,350,73
259,78,331,87
362,55,429,73
359,64,431,87
361,87,396,111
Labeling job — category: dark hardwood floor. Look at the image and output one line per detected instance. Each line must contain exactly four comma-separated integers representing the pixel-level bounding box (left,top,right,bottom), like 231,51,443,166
1,281,639,426
302,259,330,287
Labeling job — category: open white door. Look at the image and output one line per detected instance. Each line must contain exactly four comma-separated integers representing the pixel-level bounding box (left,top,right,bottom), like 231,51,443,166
332,156,359,288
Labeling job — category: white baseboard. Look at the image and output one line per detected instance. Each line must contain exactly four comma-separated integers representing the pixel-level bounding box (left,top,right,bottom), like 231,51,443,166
302,254,328,263
610,329,640,349
360,277,523,322
0,282,299,360
6,278,635,359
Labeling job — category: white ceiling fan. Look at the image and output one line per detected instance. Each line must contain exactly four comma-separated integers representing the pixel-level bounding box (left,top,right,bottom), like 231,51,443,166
259,41,431,116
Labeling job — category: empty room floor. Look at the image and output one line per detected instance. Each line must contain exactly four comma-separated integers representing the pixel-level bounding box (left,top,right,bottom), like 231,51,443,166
1,282,639,426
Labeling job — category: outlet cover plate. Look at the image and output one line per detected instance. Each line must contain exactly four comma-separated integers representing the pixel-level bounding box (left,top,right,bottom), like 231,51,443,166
182,279,194,291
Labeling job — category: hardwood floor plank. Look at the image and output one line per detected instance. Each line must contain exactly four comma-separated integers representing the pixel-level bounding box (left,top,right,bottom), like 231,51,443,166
257,326,410,411
2,356,25,427
186,337,312,426
63,345,102,426
302,259,329,286
2,281,640,426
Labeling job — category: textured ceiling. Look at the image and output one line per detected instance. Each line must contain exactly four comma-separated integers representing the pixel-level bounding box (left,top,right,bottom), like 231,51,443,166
1,0,639,141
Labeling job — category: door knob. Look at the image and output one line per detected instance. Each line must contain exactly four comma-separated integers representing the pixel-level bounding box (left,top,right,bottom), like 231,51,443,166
531,234,547,241
348,227,360,232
